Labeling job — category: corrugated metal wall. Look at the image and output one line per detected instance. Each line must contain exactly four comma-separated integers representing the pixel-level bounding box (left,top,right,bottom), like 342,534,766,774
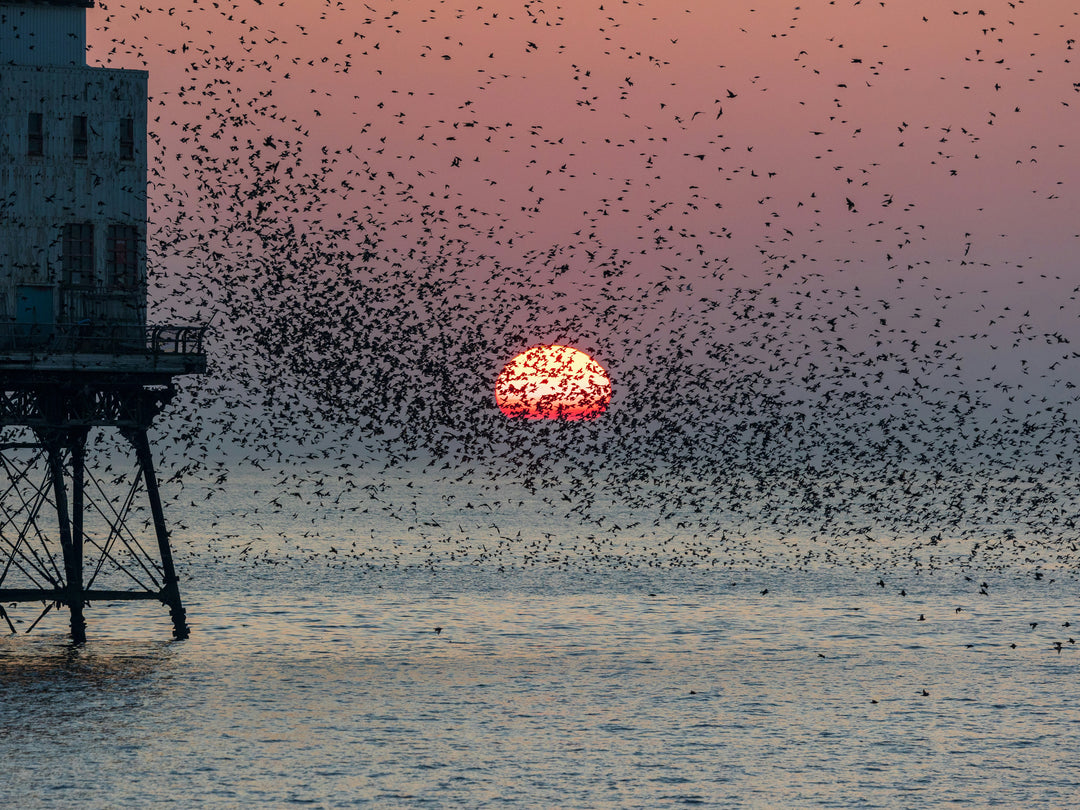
0,5,86,67
0,63,148,327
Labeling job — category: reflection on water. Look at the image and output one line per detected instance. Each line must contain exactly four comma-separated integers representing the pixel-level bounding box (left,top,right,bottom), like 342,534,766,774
0,637,173,688
0,564,1077,808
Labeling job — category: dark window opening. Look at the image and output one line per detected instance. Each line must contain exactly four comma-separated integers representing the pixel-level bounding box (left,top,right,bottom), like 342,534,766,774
62,223,95,287
27,113,43,157
106,224,139,289
73,115,88,159
119,117,134,161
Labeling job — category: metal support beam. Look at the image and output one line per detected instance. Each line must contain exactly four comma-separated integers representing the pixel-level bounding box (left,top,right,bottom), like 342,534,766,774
126,427,189,640
42,430,87,644
0,588,175,602
0,380,195,642
70,430,87,642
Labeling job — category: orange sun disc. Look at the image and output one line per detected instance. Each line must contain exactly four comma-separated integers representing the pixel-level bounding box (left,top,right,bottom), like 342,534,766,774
495,345,612,420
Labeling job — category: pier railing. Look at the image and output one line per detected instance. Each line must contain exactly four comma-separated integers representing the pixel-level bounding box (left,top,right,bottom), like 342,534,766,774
147,324,208,356
0,322,208,356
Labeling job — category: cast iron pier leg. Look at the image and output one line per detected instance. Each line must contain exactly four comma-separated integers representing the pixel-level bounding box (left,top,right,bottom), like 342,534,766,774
128,428,189,640
45,430,87,644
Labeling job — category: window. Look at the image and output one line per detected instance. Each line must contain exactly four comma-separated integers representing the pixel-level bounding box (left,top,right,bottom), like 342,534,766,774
62,223,95,287
119,117,134,161
73,115,88,159
27,113,43,157
106,224,139,289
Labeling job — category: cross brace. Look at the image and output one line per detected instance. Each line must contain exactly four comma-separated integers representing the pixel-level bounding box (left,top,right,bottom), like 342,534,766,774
0,380,190,642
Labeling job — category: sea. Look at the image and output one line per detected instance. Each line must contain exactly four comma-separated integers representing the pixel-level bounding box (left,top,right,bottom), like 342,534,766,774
1,463,1078,809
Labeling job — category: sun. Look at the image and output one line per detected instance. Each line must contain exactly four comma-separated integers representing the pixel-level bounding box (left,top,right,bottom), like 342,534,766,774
494,345,612,420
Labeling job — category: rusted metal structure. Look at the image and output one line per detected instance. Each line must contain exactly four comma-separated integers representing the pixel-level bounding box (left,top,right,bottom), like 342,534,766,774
0,0,206,642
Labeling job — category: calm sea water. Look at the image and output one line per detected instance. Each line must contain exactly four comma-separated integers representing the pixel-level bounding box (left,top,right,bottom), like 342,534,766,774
1,468,1078,808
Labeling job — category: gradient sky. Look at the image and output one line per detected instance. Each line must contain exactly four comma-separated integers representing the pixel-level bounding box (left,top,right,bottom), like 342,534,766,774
84,1,1080,483
90,1,1077,265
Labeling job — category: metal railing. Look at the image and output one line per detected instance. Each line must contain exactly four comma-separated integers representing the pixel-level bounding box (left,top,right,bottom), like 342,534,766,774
0,322,207,356
147,324,208,356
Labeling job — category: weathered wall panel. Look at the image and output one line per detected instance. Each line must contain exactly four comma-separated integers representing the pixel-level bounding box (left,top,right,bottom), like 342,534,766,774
0,64,147,326
0,5,86,67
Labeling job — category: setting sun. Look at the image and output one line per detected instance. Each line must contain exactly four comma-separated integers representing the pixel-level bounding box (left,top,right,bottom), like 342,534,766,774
495,345,612,420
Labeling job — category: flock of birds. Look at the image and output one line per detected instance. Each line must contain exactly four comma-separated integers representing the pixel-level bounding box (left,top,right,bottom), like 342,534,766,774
49,0,1080,595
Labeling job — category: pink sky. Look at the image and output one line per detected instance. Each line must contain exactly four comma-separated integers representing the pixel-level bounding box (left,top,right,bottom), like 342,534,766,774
89,1,1077,272
86,1,1079,418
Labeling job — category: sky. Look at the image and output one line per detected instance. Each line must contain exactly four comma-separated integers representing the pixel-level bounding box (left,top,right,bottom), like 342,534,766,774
83,1,1080,530
91,1,1077,269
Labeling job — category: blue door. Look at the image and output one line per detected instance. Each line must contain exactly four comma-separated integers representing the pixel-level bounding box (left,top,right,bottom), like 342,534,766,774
15,285,55,348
